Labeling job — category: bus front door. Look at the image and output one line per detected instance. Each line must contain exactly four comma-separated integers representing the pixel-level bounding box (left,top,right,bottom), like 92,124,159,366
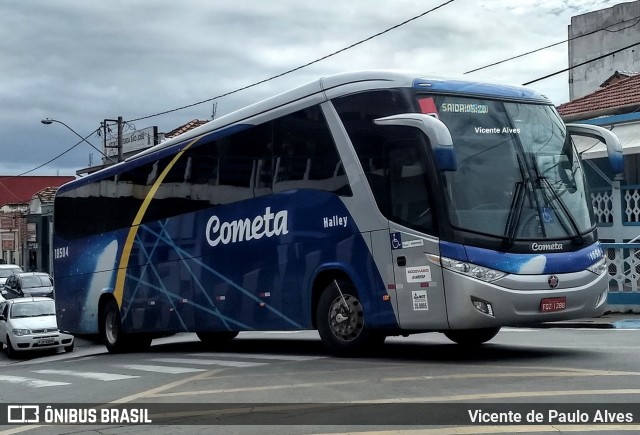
389,229,448,330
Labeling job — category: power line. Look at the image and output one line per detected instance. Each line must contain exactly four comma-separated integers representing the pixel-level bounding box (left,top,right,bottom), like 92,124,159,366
464,15,640,74
128,0,456,123
10,1,457,178
0,130,99,181
522,40,640,86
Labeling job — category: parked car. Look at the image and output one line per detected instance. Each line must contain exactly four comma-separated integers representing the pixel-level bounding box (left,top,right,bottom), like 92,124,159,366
0,264,23,286
0,297,74,358
2,272,54,299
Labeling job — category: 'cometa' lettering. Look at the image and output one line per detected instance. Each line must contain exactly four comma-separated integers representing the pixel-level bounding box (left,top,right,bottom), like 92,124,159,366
206,207,288,246
531,242,563,252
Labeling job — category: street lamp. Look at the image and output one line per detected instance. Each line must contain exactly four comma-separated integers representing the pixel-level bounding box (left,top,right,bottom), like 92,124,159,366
41,118,116,163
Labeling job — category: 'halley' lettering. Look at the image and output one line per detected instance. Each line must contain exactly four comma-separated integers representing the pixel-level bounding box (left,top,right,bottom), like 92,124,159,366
206,207,288,246
323,215,348,228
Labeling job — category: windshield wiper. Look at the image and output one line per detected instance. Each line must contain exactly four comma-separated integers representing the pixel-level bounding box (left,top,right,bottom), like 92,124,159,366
504,181,525,247
503,154,529,247
529,153,583,244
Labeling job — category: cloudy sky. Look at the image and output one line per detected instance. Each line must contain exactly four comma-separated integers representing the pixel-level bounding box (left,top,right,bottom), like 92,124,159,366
0,0,624,176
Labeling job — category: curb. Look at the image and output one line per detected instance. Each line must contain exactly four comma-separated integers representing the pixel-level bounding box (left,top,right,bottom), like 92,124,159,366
533,321,614,329
534,318,640,329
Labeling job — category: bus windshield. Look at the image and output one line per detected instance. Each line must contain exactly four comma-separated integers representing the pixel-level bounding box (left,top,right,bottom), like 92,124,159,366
417,95,592,241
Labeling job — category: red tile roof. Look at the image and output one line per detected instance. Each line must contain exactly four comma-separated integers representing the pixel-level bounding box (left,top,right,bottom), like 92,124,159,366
0,176,74,206
599,70,638,88
557,74,640,119
164,119,209,139
32,186,59,205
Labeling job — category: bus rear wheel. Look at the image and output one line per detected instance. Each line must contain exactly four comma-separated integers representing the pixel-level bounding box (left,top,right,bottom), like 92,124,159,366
444,327,501,345
316,280,384,356
101,300,152,353
102,299,127,353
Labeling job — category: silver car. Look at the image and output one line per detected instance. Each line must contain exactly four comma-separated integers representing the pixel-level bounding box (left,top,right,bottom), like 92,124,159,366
0,264,23,287
2,272,54,299
0,297,74,358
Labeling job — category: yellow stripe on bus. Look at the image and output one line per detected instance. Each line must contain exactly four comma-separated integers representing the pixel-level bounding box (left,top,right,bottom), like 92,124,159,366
113,136,202,307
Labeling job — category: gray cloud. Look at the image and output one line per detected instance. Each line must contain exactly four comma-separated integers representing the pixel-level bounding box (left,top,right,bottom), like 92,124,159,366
0,0,623,174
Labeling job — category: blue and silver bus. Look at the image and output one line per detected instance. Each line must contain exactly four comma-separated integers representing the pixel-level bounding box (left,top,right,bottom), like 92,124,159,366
53,71,622,355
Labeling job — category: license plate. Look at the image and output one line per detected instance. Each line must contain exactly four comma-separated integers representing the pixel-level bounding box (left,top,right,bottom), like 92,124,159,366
37,338,55,345
540,297,566,312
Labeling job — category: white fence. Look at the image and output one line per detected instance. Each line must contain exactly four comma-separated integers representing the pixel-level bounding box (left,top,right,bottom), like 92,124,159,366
591,186,640,310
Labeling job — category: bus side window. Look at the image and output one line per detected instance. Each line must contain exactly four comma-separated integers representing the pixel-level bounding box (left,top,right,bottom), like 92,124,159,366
272,106,351,195
385,132,435,235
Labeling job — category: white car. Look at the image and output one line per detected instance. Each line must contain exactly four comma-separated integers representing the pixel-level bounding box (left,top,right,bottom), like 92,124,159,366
0,297,74,358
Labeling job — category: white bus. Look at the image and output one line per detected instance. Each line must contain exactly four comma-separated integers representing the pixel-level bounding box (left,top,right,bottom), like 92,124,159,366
53,71,622,355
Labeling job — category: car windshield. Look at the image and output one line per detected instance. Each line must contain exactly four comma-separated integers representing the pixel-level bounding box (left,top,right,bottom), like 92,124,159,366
0,269,20,278
10,300,56,318
21,275,53,289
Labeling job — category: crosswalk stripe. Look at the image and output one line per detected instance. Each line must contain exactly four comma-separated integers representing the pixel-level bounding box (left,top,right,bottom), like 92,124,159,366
189,352,325,361
33,369,139,381
151,357,268,368
0,375,70,388
115,364,207,374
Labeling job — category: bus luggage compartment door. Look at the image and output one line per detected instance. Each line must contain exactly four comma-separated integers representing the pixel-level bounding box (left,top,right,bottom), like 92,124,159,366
389,230,447,330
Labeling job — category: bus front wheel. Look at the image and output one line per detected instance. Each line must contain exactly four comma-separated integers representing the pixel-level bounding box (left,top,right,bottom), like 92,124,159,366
316,280,384,356
444,327,501,345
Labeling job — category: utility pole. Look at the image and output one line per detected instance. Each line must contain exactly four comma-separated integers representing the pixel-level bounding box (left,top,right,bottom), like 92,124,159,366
103,116,124,163
117,116,123,163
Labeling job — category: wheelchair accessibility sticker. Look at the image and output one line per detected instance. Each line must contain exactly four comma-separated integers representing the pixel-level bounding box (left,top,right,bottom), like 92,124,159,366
390,232,424,250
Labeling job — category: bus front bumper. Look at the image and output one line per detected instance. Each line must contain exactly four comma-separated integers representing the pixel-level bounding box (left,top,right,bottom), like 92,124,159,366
443,268,608,330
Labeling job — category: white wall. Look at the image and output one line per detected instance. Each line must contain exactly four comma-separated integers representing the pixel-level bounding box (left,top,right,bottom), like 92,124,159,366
568,1,640,100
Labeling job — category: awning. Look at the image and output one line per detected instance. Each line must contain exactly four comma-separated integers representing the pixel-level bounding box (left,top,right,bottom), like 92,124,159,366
575,122,640,160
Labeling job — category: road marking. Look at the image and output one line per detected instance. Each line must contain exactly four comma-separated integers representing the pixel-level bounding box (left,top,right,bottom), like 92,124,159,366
0,375,69,388
352,389,640,403
33,369,139,381
150,357,268,367
150,379,368,397
110,369,223,403
188,352,325,361
0,369,226,435
115,364,206,374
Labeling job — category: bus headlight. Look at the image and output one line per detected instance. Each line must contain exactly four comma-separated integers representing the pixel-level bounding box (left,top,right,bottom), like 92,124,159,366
439,257,507,282
587,258,607,275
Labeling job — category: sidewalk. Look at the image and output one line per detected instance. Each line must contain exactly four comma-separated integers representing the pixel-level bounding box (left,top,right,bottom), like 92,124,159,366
539,312,640,329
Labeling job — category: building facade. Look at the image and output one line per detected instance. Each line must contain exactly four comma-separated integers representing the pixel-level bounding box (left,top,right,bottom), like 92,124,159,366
0,176,74,270
568,0,640,100
558,72,640,312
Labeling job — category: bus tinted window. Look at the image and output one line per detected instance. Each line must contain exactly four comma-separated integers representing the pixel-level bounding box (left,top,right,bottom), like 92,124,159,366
55,105,349,239
272,106,350,195
333,91,435,234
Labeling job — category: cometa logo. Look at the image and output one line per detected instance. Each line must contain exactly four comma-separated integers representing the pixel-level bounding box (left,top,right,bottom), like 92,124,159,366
206,207,288,247
530,242,564,252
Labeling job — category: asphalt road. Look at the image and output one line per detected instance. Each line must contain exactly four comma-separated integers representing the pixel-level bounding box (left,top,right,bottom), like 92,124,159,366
1,327,640,434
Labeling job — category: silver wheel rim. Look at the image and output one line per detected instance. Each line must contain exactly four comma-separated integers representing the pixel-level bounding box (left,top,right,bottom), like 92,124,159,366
105,309,118,344
328,294,364,342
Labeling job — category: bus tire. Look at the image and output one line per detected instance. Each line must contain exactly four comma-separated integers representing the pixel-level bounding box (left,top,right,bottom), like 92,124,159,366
101,299,129,354
197,331,239,345
316,280,384,357
444,327,501,345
